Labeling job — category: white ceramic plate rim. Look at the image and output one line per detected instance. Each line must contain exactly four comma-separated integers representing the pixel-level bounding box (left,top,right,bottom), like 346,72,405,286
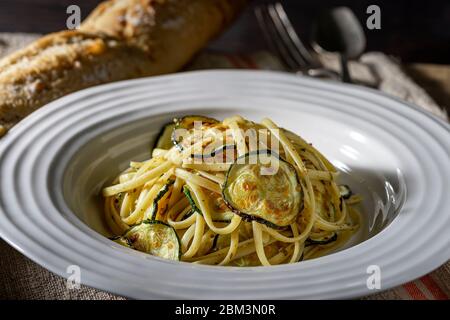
0,70,449,299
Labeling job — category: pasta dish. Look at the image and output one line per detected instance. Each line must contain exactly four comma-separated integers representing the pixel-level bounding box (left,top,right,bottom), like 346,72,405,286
102,115,361,266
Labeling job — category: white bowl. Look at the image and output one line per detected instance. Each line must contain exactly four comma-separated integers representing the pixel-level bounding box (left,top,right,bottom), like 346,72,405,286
0,70,449,299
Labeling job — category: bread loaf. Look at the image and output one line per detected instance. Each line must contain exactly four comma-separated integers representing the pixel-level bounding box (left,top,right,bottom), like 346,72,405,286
0,0,247,136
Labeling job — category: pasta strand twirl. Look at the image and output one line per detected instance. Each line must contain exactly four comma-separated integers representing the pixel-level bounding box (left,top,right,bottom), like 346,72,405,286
102,115,361,266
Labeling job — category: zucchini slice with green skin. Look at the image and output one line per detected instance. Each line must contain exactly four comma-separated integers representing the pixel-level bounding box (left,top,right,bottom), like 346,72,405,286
183,185,235,222
191,144,236,162
153,122,176,150
110,236,132,248
149,180,175,221
121,220,181,260
183,185,202,214
339,185,352,200
222,151,302,228
305,233,337,246
171,115,219,151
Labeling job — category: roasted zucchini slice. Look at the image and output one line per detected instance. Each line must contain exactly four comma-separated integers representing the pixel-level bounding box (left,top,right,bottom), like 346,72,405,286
191,144,236,163
149,180,175,221
222,151,302,227
339,185,352,200
171,115,219,150
183,185,235,222
110,236,132,248
183,185,201,214
153,122,176,150
306,233,337,246
119,220,181,260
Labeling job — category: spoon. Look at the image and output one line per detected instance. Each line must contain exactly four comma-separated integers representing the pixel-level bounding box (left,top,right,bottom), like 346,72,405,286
312,7,366,83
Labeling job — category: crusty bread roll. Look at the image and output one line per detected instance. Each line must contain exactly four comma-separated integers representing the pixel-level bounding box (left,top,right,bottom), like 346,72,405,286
0,31,158,128
0,0,247,136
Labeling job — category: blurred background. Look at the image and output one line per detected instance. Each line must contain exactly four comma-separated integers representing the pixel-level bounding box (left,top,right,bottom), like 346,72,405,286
0,0,449,63
0,0,450,64
0,0,449,110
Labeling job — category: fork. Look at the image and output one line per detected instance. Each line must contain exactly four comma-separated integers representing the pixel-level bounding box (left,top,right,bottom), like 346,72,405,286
255,1,338,79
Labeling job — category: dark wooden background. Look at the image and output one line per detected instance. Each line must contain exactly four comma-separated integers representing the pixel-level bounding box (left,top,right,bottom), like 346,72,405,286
0,0,449,63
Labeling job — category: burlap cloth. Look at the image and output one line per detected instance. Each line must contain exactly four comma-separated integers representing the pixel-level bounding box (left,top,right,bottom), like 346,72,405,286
0,33,448,300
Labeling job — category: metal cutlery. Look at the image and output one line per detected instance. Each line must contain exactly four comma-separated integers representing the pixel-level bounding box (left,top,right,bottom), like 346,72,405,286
255,1,338,79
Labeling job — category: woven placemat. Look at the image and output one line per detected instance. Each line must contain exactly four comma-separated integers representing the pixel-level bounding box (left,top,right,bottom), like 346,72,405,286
0,32,448,300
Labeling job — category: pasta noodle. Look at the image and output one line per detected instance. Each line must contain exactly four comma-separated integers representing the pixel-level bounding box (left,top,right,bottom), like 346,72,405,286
102,115,361,265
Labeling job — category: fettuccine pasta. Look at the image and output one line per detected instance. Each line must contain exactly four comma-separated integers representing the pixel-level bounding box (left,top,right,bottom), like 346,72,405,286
102,115,361,266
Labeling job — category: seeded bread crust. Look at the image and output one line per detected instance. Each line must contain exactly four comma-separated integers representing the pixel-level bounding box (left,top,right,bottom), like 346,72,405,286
0,0,247,136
